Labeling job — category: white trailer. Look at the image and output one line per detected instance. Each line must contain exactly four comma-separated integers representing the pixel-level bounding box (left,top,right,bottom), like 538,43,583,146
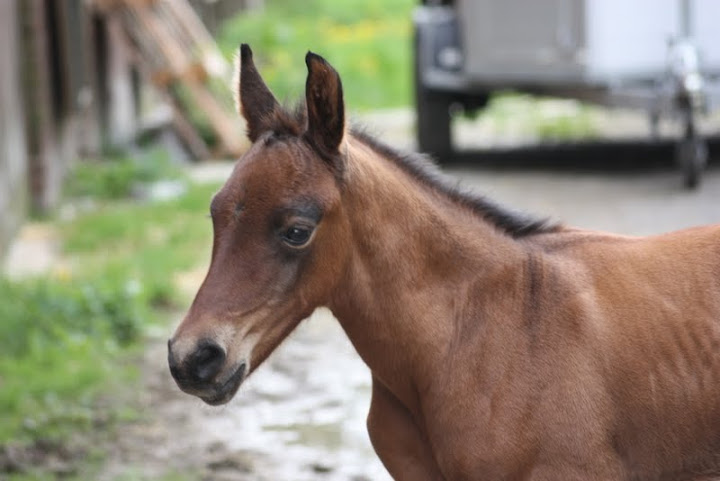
414,0,720,188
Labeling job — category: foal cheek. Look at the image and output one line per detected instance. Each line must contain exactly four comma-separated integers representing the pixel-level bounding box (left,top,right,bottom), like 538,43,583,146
209,240,275,301
311,220,351,291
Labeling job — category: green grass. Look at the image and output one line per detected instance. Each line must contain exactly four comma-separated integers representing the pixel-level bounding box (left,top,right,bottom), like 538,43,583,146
0,153,220,478
60,182,217,309
217,0,415,110
0,304,137,442
65,148,182,200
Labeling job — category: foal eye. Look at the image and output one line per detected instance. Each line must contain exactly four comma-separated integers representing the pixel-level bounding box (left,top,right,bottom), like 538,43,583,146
282,225,313,247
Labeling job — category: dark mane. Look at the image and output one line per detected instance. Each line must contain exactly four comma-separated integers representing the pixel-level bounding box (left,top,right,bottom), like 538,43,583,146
259,105,560,238
350,127,561,238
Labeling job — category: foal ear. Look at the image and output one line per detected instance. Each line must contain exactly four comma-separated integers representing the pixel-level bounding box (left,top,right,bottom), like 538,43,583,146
304,52,345,162
237,44,280,142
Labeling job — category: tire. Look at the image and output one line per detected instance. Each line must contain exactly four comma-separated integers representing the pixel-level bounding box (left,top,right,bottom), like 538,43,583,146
412,9,488,161
676,111,708,190
677,136,707,190
416,88,452,160
413,23,452,161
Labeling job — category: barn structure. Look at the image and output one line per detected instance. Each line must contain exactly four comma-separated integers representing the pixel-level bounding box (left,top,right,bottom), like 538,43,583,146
0,0,254,259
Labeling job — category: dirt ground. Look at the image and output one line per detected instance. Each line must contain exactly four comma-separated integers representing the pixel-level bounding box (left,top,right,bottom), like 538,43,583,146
99,308,389,481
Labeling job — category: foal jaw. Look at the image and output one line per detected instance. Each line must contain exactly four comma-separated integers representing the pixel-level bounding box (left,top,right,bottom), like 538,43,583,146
199,361,248,406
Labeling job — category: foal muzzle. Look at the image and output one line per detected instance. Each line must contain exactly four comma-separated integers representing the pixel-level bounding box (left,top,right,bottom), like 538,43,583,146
167,338,247,405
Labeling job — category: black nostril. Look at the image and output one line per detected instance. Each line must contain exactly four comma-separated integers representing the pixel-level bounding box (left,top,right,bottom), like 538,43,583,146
190,340,226,383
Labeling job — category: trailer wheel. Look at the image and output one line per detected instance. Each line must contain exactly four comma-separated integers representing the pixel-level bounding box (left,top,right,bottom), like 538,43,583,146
676,113,708,190
677,136,708,189
416,89,452,160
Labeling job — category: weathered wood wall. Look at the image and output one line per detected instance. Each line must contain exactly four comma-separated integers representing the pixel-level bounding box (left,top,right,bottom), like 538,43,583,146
1,0,121,260
1,0,255,260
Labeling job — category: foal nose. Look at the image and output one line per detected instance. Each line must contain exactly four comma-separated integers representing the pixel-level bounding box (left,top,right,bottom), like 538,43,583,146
168,339,226,385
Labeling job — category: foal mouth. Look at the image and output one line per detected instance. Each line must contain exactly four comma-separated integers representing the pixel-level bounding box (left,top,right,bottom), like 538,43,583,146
200,362,247,406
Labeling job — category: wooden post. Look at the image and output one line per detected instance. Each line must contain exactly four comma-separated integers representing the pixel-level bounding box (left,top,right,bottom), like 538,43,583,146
89,0,249,157
77,6,104,156
105,14,138,147
21,0,63,214
0,0,29,258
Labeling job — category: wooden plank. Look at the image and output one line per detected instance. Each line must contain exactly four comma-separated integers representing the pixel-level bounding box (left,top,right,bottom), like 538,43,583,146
156,1,195,56
0,0,29,256
129,40,210,159
121,9,165,71
146,4,194,72
164,0,216,50
167,93,211,159
128,4,186,74
184,79,246,155
92,0,246,156
163,0,229,77
22,0,62,213
76,4,103,155
93,0,158,12
105,14,138,146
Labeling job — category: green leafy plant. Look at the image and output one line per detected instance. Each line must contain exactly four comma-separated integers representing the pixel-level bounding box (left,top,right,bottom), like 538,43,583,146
217,0,415,110
0,276,145,442
1,152,219,476
66,148,182,200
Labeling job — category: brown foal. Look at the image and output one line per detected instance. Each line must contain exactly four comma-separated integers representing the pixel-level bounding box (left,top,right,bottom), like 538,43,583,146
168,45,720,480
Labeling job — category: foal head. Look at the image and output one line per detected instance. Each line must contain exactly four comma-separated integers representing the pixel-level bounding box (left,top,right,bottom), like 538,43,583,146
168,45,351,405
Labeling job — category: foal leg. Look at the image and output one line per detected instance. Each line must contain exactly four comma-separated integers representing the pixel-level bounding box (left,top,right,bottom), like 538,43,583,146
366,377,446,481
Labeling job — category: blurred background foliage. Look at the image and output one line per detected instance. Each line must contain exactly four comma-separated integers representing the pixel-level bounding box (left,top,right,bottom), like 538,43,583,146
0,148,219,471
217,0,415,109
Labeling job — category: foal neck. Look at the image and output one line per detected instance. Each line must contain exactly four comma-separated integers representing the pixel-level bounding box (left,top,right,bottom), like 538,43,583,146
328,135,531,409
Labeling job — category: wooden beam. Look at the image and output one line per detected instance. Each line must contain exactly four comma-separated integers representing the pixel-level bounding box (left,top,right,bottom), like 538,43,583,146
167,94,211,160
184,78,246,155
21,0,62,213
90,0,247,157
